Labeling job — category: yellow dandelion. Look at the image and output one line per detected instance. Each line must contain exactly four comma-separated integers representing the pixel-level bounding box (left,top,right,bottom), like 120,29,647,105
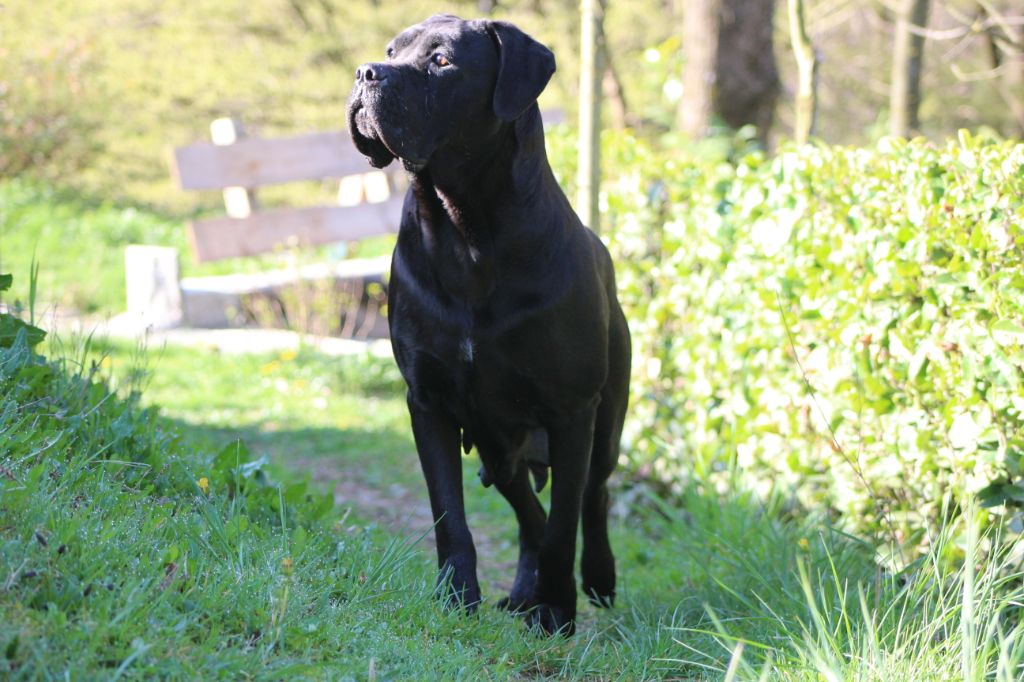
798,537,810,551
279,349,298,362
260,360,280,376
197,477,209,494
281,557,294,575
100,356,113,369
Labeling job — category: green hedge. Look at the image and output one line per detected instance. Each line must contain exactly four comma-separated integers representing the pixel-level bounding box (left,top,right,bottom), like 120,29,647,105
589,131,1024,561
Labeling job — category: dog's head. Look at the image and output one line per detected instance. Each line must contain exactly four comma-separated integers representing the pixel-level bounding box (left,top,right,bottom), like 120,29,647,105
347,15,555,172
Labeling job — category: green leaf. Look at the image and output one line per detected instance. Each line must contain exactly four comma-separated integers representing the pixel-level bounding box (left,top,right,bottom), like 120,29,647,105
991,320,1024,346
5,635,18,661
213,440,252,479
292,525,309,555
977,483,1012,508
0,314,46,349
0,274,12,292
237,457,268,482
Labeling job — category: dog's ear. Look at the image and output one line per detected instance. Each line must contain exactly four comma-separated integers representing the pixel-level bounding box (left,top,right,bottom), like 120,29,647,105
487,21,556,122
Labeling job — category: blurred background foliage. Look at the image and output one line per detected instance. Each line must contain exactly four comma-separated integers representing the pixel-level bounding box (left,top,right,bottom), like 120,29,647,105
1,0,1023,208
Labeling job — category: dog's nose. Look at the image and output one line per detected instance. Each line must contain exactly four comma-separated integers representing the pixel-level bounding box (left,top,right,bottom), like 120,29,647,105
356,62,389,85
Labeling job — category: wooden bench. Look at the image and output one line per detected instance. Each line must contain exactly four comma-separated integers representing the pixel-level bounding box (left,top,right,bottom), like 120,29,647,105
127,111,564,337
171,118,404,263
126,118,404,337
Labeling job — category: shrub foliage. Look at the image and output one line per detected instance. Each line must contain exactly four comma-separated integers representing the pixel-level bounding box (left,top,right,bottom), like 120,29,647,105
594,131,1024,560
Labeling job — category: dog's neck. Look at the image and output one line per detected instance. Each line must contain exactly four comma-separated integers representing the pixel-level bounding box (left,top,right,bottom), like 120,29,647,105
424,124,516,204
406,118,522,305
414,106,546,228
406,106,555,307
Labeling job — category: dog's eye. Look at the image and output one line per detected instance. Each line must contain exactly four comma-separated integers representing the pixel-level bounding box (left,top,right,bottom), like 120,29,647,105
432,53,451,67
386,47,394,59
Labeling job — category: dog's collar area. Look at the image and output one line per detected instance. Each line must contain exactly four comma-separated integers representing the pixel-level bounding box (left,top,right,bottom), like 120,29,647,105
402,158,427,172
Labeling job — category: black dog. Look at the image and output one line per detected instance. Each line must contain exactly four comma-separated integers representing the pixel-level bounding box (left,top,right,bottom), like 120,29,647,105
347,15,630,636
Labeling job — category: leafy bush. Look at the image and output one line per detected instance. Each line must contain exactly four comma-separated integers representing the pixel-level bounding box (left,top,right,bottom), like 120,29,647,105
591,130,1024,562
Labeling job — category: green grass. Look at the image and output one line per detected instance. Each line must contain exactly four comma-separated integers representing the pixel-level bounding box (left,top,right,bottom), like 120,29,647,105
0,181,185,314
2,321,1022,679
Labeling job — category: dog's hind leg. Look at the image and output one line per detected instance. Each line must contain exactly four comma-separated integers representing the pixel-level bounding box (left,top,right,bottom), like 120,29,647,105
491,457,547,612
581,318,629,608
580,408,619,608
527,406,598,635
581,490,615,606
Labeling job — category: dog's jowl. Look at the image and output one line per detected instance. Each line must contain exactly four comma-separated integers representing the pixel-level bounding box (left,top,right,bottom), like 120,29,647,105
348,14,631,636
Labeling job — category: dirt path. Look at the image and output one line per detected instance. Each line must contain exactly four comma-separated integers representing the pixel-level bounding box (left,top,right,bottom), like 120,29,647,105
302,457,519,597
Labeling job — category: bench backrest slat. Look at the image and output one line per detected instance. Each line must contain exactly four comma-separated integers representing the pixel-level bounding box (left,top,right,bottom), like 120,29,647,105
172,130,370,191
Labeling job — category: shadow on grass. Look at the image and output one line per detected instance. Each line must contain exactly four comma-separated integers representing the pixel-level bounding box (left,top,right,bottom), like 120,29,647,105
157,415,419,487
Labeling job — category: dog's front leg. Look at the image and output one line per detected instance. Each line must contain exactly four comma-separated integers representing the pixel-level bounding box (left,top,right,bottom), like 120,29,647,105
408,399,481,609
529,405,597,636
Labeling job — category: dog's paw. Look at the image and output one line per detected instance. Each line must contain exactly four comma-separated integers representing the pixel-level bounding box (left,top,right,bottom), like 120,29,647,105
581,551,616,608
583,584,615,608
526,602,576,637
437,584,482,613
436,563,481,612
495,593,530,614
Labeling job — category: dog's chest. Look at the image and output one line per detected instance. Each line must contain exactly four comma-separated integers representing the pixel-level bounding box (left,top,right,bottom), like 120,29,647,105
446,329,540,433
459,336,475,364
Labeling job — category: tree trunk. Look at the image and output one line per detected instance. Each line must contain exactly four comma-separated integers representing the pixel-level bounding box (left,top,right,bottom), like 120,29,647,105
678,0,720,137
979,2,1024,136
678,0,780,144
998,36,1024,137
715,0,780,144
787,0,818,144
598,20,629,130
602,65,629,130
890,0,931,137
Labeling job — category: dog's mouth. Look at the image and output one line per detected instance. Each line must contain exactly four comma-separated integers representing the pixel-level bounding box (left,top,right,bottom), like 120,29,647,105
347,97,396,169
347,93,429,172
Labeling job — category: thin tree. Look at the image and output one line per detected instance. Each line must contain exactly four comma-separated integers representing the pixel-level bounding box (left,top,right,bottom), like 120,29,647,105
716,0,780,144
787,0,817,144
890,0,931,137
977,1,1024,136
578,0,604,233
678,0,719,138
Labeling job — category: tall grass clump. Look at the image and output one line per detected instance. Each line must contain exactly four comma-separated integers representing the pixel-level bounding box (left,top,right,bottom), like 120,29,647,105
702,514,1024,680
632,485,1024,680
